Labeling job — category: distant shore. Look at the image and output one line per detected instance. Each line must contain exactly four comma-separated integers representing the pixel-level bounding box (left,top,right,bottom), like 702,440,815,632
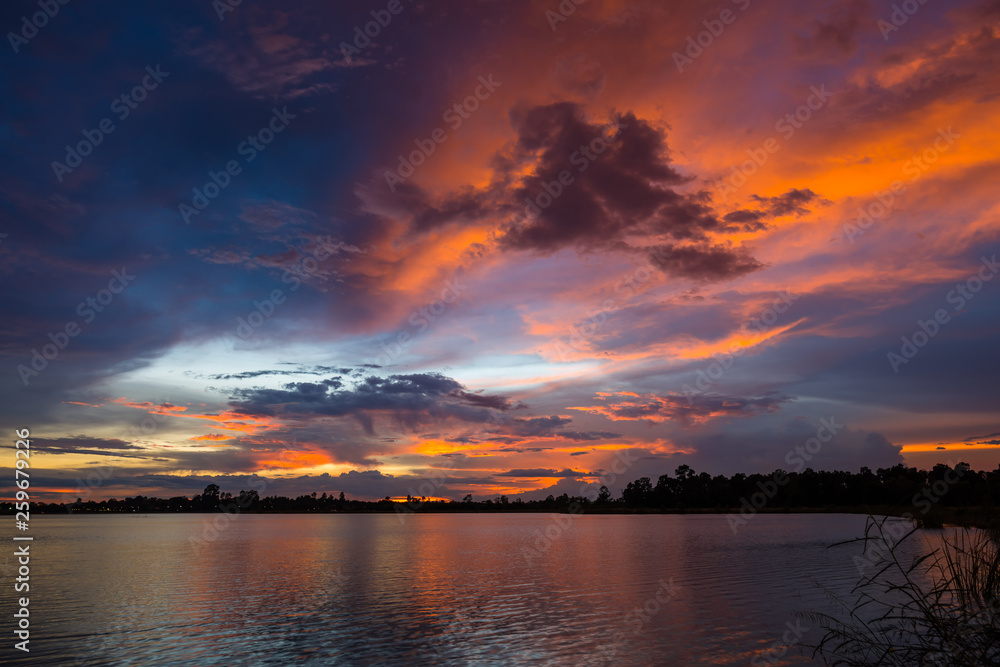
12,503,998,529
8,462,997,531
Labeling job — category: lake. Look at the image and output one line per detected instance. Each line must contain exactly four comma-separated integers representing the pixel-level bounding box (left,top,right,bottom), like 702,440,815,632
2,513,923,665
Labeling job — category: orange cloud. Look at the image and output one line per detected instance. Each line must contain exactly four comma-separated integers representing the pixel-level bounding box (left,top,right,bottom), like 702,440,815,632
255,450,335,470
111,397,282,440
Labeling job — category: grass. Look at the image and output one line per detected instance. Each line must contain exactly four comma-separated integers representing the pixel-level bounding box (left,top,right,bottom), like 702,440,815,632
800,515,1000,665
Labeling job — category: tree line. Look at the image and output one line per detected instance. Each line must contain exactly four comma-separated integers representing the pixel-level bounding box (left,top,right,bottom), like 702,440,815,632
5,463,1000,517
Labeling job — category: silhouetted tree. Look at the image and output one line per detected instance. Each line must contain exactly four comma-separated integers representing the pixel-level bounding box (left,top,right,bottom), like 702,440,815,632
622,477,653,507
597,486,611,504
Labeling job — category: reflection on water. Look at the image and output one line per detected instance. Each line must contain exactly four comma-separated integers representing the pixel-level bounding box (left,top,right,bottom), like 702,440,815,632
2,513,923,665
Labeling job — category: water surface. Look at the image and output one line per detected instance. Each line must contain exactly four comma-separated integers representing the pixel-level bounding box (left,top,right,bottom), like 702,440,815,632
3,513,916,665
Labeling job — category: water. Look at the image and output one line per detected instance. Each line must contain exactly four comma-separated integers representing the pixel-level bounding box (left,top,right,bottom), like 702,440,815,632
1,513,918,665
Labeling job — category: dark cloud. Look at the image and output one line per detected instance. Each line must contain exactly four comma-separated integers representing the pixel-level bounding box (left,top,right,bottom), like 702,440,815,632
964,431,1000,441
498,105,717,251
722,188,823,232
205,369,345,381
484,415,619,442
503,416,572,436
578,392,794,426
722,209,770,233
750,188,821,217
30,436,146,458
674,423,903,476
229,373,514,434
645,243,764,282
395,102,767,283
34,436,142,451
495,469,589,478
557,430,622,441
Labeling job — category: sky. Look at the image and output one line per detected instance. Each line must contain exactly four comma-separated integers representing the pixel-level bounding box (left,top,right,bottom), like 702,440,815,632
2,0,999,502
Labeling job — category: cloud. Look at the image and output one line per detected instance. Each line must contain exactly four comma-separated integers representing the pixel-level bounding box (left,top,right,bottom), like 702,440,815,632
501,415,571,436
672,422,903,475
795,0,868,56
511,476,602,502
179,12,347,98
721,209,770,233
478,415,620,444
239,200,317,232
390,103,767,283
750,188,823,217
645,243,764,282
571,392,794,426
495,468,589,478
229,373,514,435
495,105,763,271
557,430,622,441
207,369,317,380
32,436,145,457
964,431,1000,442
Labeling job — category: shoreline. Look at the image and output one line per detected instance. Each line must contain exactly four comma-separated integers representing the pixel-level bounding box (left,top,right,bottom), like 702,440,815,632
16,504,997,529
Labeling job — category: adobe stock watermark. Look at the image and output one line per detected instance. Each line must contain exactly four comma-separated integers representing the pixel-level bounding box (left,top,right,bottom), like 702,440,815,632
727,417,844,534
717,85,833,202
672,0,752,73
426,606,480,662
340,0,411,63
178,107,297,224
552,244,676,361
887,254,998,373
545,0,587,31
682,290,800,403
842,127,959,243
513,118,627,225
593,578,681,665
521,449,639,566
394,460,456,523
368,275,468,366
51,65,170,183
188,439,309,554
221,237,353,346
383,75,502,192
16,268,136,386
852,462,968,576
188,478,267,556
73,399,173,501
923,597,1000,666
7,0,71,54
752,619,811,666
212,0,243,21
877,0,931,41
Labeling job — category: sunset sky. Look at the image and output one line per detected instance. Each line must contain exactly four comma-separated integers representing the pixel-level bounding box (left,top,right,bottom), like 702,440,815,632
3,0,999,502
